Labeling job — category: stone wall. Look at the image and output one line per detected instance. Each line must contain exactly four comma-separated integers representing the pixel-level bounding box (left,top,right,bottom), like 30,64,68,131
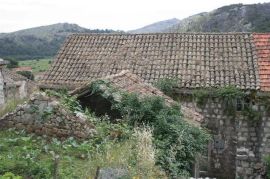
180,96,270,179
0,69,4,106
0,92,96,139
4,80,37,102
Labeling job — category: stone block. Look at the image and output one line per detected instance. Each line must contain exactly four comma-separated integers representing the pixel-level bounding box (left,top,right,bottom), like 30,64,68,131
266,121,270,127
236,154,248,160
238,136,247,141
98,168,128,179
241,161,250,168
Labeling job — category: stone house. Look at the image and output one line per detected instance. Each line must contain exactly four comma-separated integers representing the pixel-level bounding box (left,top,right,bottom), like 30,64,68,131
0,58,37,106
40,33,270,179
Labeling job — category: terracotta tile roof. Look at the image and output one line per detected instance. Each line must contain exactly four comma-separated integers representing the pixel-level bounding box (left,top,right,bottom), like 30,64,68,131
71,70,203,125
2,68,36,87
253,33,270,92
40,33,261,91
2,68,27,84
12,66,32,72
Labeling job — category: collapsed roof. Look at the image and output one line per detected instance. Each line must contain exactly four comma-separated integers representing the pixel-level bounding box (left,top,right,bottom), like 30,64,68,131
71,70,203,126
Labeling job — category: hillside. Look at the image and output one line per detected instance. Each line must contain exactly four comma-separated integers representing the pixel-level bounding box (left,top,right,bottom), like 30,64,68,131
129,3,270,33
0,23,116,60
164,3,270,33
128,18,180,33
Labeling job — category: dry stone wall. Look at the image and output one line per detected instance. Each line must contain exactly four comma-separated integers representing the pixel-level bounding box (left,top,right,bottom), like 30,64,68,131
0,92,96,139
181,97,270,179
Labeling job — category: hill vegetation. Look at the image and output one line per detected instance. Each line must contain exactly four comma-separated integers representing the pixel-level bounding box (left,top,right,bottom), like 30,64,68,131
129,18,180,33
164,3,270,33
130,3,270,33
0,23,119,60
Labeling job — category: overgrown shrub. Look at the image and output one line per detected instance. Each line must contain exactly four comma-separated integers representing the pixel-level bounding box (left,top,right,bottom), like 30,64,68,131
16,71,34,80
0,172,22,179
112,93,210,177
5,58,18,69
193,86,261,121
154,78,179,98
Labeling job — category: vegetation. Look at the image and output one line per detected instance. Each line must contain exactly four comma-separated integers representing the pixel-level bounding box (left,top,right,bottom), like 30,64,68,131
154,78,179,98
0,90,167,178
86,80,210,177
164,3,270,33
0,23,120,60
192,86,261,121
18,59,52,74
16,71,34,80
0,172,22,179
0,99,26,118
0,83,209,178
4,58,18,69
0,114,165,178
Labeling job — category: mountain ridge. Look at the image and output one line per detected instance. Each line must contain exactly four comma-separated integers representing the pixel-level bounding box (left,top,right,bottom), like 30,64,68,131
128,18,180,33
0,23,118,60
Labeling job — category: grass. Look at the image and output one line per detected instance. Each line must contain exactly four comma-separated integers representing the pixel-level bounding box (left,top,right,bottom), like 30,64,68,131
0,99,26,118
0,123,165,179
18,59,52,74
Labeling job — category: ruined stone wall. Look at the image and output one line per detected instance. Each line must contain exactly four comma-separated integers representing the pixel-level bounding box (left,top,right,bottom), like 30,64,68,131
0,92,96,139
0,69,4,106
4,80,37,102
180,97,270,179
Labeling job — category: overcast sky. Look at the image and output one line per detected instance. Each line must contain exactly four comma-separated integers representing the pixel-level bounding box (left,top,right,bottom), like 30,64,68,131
0,0,269,33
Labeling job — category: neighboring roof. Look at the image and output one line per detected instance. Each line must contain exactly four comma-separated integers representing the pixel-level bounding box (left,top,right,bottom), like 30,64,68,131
253,33,270,92
40,33,268,91
1,68,36,87
0,59,9,66
12,66,32,72
2,68,27,82
71,70,203,125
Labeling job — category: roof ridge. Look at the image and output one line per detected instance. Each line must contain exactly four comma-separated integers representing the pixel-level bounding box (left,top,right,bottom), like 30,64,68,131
69,32,254,36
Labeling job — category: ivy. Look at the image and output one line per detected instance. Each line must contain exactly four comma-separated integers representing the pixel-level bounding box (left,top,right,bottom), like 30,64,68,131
154,78,179,98
193,86,261,121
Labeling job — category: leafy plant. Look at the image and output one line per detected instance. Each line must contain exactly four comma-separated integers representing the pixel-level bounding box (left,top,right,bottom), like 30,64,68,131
193,86,261,121
16,71,34,80
111,92,210,177
154,78,179,98
0,172,22,179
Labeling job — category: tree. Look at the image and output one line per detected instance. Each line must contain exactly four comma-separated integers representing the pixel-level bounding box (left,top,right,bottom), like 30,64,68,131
4,58,18,69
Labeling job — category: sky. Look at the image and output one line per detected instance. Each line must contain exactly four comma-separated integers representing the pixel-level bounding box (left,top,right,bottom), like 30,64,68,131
0,0,269,33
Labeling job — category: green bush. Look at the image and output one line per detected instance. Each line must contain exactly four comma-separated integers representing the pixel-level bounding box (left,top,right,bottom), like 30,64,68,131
0,172,22,179
154,78,179,98
16,71,34,80
112,93,210,177
4,58,18,69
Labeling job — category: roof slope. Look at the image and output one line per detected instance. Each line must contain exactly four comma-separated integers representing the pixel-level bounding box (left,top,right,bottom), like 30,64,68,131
2,68,36,87
71,70,203,125
40,33,262,91
253,33,270,92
